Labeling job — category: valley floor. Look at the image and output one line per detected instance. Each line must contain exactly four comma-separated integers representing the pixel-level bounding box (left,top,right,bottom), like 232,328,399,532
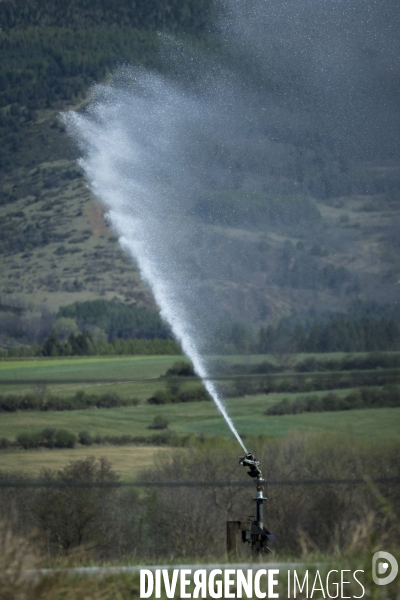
0,353,399,479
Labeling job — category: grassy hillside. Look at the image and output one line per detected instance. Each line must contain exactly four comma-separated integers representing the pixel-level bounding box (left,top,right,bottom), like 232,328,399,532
0,167,152,309
0,12,182,327
2,162,399,322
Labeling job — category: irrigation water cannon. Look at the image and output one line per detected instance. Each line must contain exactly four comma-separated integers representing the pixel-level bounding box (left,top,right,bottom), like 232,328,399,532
239,452,262,477
227,452,275,558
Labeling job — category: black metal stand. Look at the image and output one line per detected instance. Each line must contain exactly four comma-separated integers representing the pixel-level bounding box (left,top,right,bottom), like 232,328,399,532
227,453,275,558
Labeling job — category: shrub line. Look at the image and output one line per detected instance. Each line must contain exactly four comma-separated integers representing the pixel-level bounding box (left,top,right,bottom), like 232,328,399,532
266,385,400,416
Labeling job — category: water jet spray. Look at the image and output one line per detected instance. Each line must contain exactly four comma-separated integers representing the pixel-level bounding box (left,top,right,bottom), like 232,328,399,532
63,78,249,457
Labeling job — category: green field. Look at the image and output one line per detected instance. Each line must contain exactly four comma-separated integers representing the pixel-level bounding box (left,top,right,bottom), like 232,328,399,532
0,354,399,482
0,355,183,398
0,387,399,442
0,355,181,379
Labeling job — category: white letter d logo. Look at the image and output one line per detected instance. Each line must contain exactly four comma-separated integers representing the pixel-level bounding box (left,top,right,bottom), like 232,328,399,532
372,551,398,586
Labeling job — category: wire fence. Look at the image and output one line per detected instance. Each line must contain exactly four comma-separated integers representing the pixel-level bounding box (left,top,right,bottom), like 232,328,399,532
0,477,399,488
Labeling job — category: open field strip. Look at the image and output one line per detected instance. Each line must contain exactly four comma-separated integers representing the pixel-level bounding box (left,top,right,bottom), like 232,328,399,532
3,352,398,380
0,355,182,380
0,407,398,479
1,353,399,399
181,407,400,442
0,391,398,442
0,390,362,439
0,355,182,397
0,445,172,479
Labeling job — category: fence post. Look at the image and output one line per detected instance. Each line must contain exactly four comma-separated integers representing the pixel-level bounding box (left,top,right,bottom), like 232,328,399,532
227,521,238,559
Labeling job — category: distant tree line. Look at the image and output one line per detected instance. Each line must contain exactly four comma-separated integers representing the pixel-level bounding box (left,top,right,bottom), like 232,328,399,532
57,298,171,340
3,315,400,357
0,305,53,346
227,369,400,398
78,430,193,447
0,330,181,358
266,385,400,416
0,383,209,413
226,353,400,376
212,307,400,355
0,390,140,412
147,385,210,405
3,299,400,357
0,298,174,348
294,353,400,372
258,316,400,354
0,299,179,354
1,427,194,450
42,330,180,356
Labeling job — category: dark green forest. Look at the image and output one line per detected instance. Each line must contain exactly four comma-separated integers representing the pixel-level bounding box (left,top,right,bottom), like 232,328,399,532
258,315,400,354
0,0,212,31
0,299,181,356
210,302,400,355
58,299,171,340
2,0,399,195
0,0,212,176
0,28,159,173
2,299,400,356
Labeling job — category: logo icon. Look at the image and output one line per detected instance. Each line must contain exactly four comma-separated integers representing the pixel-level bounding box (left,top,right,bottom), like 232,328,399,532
372,551,398,585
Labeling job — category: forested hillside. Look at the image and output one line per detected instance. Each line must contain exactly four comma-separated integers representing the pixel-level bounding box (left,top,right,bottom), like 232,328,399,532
0,0,211,348
0,0,399,350
0,0,211,31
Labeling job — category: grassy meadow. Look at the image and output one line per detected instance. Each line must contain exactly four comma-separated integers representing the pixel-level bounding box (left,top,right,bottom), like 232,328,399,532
0,353,399,481
0,445,171,479
0,355,182,398
0,391,398,443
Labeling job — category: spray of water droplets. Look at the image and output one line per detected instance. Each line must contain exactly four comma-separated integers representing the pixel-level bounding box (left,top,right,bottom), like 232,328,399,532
64,70,248,453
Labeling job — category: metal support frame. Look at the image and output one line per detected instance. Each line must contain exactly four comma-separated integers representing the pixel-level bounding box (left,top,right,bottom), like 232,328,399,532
227,453,275,558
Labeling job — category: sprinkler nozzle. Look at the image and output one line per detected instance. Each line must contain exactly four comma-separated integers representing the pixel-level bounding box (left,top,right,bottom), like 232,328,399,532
238,452,262,478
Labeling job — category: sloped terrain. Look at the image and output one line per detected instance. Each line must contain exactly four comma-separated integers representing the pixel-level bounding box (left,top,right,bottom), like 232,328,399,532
1,116,399,332
0,0,399,345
